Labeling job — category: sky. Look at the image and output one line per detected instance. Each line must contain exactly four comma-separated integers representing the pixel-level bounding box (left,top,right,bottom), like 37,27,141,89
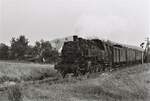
0,0,149,46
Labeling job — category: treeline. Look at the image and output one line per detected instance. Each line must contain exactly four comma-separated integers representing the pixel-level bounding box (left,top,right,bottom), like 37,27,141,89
0,35,59,63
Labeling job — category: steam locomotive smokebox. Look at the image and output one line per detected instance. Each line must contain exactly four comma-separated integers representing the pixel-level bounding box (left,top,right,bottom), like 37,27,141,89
73,35,78,41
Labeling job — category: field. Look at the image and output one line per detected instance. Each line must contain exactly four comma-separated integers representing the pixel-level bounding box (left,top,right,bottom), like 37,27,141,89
0,61,150,101
0,61,57,83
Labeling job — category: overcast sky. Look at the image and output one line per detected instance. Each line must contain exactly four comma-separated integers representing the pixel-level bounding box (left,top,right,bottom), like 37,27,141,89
0,0,149,46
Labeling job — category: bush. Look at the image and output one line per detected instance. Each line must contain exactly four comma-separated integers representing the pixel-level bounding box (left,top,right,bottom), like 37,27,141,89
7,85,22,101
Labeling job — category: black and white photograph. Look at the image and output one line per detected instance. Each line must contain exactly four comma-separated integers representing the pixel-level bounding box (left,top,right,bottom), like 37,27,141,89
0,0,149,101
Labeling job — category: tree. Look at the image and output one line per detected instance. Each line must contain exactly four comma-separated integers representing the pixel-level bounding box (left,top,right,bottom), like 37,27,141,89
0,43,9,59
32,40,52,62
10,35,29,60
32,40,59,63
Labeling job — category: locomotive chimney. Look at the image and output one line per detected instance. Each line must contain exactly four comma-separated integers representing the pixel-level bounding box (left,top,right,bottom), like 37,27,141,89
78,38,82,41
73,35,78,41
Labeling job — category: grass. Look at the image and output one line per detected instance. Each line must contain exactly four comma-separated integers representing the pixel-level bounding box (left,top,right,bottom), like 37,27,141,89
0,61,57,83
7,85,22,101
19,63,149,101
0,61,149,101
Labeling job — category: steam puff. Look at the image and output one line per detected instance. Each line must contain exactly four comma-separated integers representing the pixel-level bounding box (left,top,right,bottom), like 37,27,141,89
74,15,131,44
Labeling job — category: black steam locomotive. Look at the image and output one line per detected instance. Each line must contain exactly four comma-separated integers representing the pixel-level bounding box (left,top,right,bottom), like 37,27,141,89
55,36,144,77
